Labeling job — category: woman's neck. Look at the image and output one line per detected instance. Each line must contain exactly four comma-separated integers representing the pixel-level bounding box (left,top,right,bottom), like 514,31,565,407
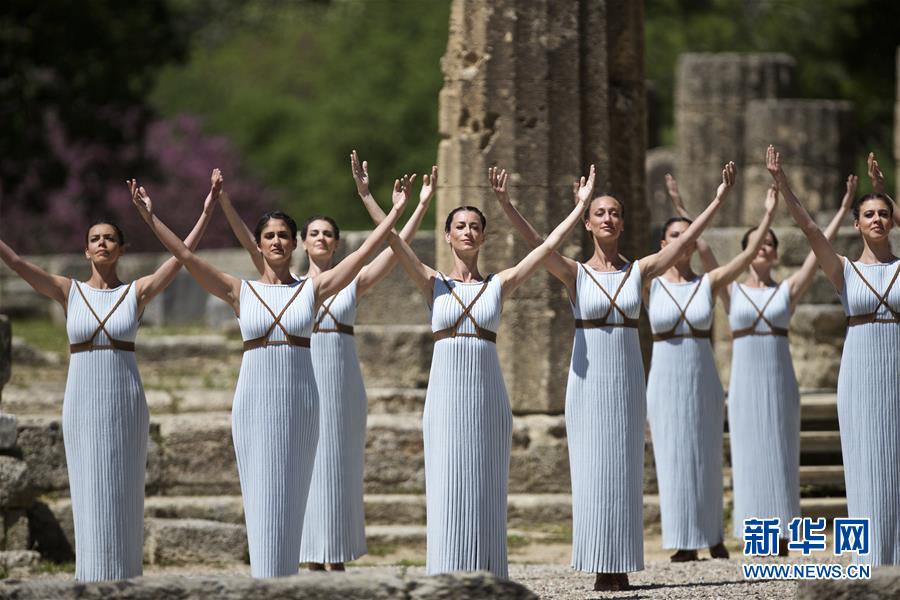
661,257,696,282
86,263,123,289
259,262,297,284
742,264,775,287
858,238,896,264
447,250,483,281
586,238,627,271
304,254,334,278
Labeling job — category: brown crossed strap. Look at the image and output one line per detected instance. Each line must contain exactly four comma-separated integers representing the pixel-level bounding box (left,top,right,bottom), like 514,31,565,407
652,278,711,342
575,263,639,329
313,294,354,335
432,274,497,343
846,260,900,326
69,282,136,354
732,282,788,339
242,280,311,351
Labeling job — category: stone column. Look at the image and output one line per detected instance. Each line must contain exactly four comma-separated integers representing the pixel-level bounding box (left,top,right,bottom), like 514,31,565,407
743,100,854,226
675,53,795,225
437,0,646,414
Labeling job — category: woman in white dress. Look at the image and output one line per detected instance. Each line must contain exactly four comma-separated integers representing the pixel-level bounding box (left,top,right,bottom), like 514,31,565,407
0,171,222,580
380,165,597,578
131,176,406,577
770,146,899,566
490,162,735,591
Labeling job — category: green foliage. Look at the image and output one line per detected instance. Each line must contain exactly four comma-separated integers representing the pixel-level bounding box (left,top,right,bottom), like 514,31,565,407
152,0,451,229
646,0,898,182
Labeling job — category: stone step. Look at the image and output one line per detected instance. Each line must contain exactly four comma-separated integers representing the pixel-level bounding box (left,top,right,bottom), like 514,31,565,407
723,465,845,493
355,325,432,389
799,391,838,424
15,412,572,497
800,497,847,521
724,430,841,454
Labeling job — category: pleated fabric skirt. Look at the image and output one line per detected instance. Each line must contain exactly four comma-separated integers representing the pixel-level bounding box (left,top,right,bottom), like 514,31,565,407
299,332,368,563
647,338,725,549
727,335,800,539
423,337,512,578
63,350,149,581
232,345,319,578
837,324,900,566
566,327,646,573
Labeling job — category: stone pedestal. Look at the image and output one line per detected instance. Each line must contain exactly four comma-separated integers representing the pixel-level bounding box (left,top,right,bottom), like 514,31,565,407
437,0,647,414
675,53,795,225
743,100,854,226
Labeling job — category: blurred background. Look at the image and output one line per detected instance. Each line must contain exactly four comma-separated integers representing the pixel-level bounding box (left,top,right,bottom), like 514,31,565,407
1,0,897,253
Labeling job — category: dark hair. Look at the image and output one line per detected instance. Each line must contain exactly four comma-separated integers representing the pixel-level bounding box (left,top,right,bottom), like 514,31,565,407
254,211,298,243
660,217,692,243
852,193,895,221
300,215,340,241
741,227,778,250
444,206,487,233
584,195,626,220
85,221,125,246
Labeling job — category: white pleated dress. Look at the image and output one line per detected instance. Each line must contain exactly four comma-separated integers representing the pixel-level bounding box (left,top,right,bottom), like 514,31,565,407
299,278,368,563
233,280,319,578
837,258,900,566
63,281,148,581
424,274,512,578
727,282,800,539
566,262,645,573
646,275,725,549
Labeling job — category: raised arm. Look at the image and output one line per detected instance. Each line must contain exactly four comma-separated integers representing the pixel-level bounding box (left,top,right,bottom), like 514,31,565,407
767,145,844,292
497,165,593,301
134,170,222,313
356,165,436,297
639,162,734,280
665,173,721,274
868,152,899,226
787,174,855,304
707,183,778,293
0,239,70,308
313,173,408,303
132,184,242,314
221,187,265,274
489,166,578,290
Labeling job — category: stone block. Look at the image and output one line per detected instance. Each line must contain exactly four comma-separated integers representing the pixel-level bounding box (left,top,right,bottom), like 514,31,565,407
156,413,238,495
0,455,32,509
1,509,29,551
356,325,432,389
364,414,425,494
0,315,9,400
0,411,16,450
144,518,247,566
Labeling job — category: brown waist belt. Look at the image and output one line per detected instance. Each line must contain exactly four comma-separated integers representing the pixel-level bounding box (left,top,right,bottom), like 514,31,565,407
69,338,135,354
732,326,788,339
847,313,900,327
242,334,311,352
575,317,639,329
314,323,355,335
433,327,497,344
652,329,711,342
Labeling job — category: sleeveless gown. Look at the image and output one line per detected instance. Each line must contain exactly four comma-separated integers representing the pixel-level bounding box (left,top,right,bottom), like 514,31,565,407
646,275,725,549
566,262,645,573
233,280,319,578
837,258,900,566
423,274,512,578
299,279,368,563
63,281,148,581
727,282,800,540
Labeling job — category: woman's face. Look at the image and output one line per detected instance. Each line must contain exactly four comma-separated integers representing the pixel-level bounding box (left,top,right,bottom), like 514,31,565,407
751,231,779,268
661,220,696,258
257,218,298,263
85,224,124,264
445,210,485,253
585,196,624,241
854,198,894,243
302,219,338,261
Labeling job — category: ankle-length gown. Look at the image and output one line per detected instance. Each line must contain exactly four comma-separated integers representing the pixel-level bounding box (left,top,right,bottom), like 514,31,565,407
646,274,725,549
424,274,512,578
63,281,147,581
233,279,319,577
837,258,900,565
727,282,800,540
300,278,368,563
566,262,645,573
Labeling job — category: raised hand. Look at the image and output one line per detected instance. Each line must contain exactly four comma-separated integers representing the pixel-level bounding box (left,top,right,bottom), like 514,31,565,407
716,161,736,199
127,179,152,218
420,165,437,206
391,175,411,212
573,164,596,204
766,145,784,181
842,174,859,210
489,166,510,204
867,152,885,194
664,173,689,216
351,150,371,198
764,182,779,213
210,168,224,199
